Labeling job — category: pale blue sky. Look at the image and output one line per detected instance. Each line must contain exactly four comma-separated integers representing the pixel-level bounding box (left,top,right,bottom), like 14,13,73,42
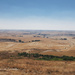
0,0,75,30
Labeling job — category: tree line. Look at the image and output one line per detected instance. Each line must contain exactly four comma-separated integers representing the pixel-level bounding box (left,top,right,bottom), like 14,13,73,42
18,52,75,61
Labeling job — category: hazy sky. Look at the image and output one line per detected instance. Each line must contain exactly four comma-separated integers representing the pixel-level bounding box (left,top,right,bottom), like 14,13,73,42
0,0,75,30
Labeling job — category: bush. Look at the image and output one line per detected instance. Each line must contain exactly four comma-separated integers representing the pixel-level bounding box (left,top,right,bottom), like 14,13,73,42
19,40,22,42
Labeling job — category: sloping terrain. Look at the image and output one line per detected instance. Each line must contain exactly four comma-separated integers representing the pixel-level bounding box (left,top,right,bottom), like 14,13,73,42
0,58,75,75
0,36,75,56
0,30,75,75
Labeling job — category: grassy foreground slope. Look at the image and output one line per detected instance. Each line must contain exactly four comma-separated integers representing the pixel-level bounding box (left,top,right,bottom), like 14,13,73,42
0,58,75,75
0,51,75,75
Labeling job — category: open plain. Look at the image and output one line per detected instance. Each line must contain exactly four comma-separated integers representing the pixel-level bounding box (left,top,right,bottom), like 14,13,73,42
0,30,75,75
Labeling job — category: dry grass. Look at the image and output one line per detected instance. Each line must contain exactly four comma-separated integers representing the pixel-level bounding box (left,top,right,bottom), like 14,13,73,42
0,58,75,75
0,31,75,75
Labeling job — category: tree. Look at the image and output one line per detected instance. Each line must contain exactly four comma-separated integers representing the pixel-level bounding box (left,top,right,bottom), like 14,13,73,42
19,40,21,42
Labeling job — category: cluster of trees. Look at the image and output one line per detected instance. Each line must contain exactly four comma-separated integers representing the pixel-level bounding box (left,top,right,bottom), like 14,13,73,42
19,40,24,43
18,52,75,61
18,40,41,43
0,39,17,42
32,40,41,42
60,38,67,40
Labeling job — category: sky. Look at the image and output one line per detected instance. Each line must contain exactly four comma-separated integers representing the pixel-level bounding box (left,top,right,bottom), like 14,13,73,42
0,0,75,30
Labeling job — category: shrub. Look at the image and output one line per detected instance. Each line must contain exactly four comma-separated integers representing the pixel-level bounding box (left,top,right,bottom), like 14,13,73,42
19,40,22,42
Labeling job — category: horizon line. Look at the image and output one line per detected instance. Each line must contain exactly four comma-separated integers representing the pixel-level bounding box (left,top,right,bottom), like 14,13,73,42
0,29,75,31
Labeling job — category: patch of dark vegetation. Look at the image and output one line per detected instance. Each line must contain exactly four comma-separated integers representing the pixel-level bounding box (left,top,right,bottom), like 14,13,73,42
0,39,17,42
60,38,67,40
18,52,75,61
18,39,41,43
55,38,67,40
1,51,75,61
32,40,41,42
18,40,24,43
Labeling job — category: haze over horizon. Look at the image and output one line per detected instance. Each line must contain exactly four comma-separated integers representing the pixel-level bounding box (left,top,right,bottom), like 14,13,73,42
0,0,75,30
